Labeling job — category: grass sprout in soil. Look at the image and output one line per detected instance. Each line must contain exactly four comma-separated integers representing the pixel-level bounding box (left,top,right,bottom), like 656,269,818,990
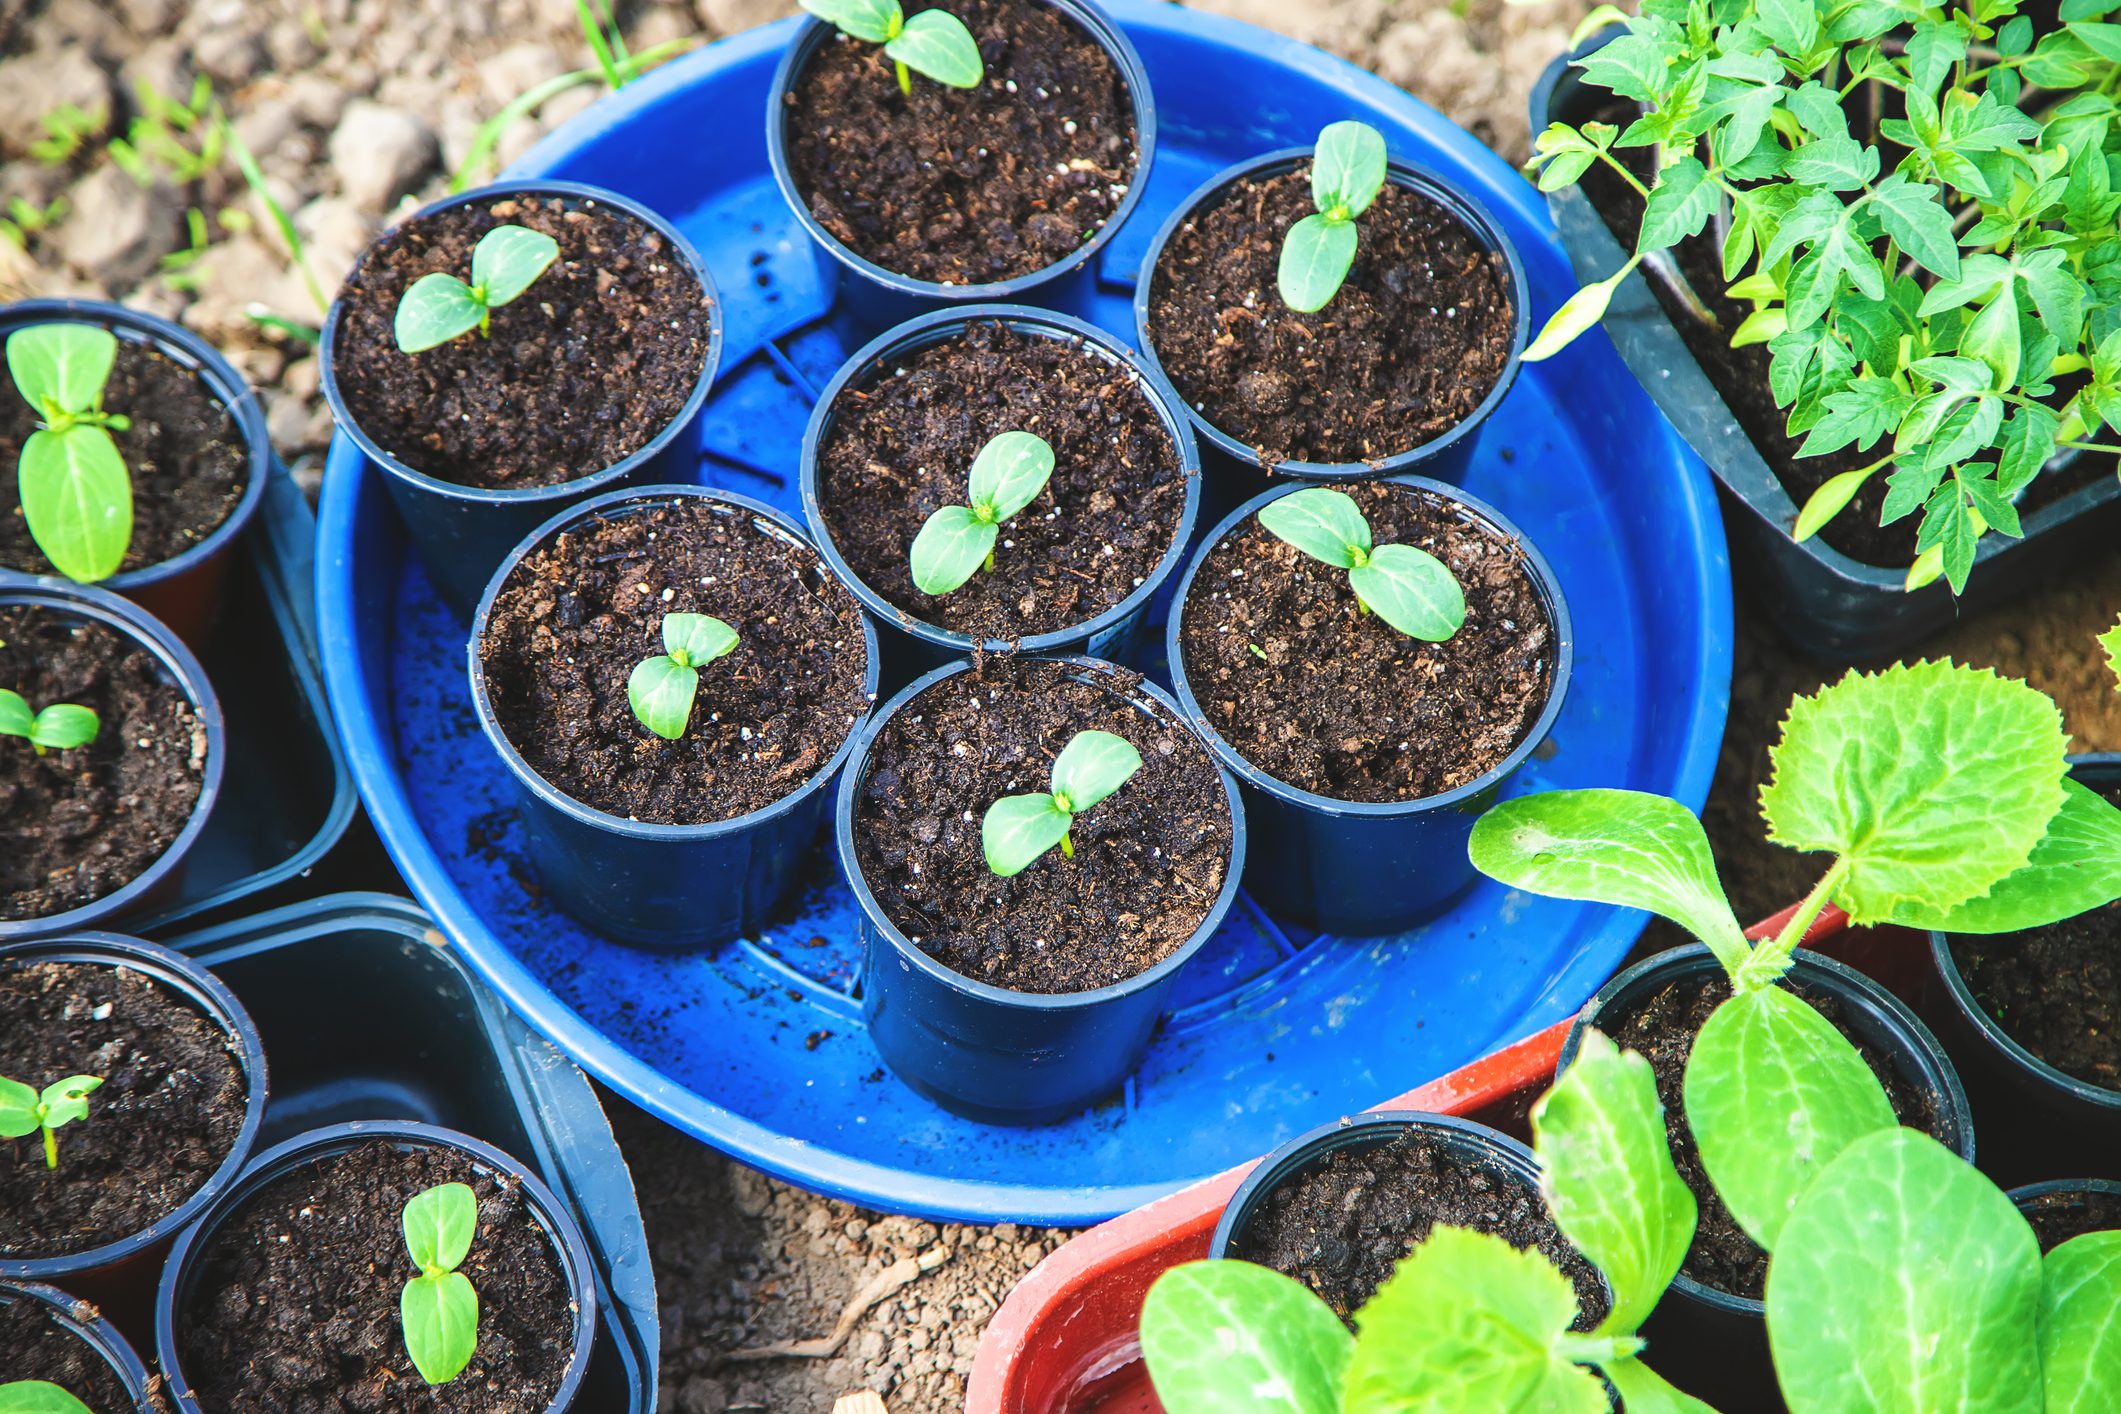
851,658,1231,994
0,606,207,921
0,1291,134,1414
0,960,246,1259
479,500,872,825
331,193,714,490
783,0,1139,284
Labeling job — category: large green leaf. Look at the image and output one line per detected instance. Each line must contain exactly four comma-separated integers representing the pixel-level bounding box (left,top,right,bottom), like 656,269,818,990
402,1182,478,1273
469,224,559,307
1139,1260,1351,1414
1759,661,2070,924
19,425,130,582
981,793,1073,877
1532,1029,1695,1335
26,703,98,752
662,612,738,670
1278,214,1359,314
1348,543,1464,643
401,1269,480,1385
627,655,699,741
966,430,1053,522
1257,487,1369,569
0,690,32,740
2039,1232,2121,1413
884,9,982,88
797,0,898,43
394,272,486,353
1341,1226,1609,1413
1468,790,1750,975
6,322,116,415
1049,729,1141,814
0,1075,39,1139
1638,157,1718,253
909,504,998,596
1310,120,1388,217
1891,779,2121,932
1766,1128,2042,1414
1684,987,1895,1253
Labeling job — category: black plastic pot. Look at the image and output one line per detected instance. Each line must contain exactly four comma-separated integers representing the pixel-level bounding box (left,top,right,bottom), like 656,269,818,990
469,484,880,951
0,933,268,1338
1132,149,1530,520
0,1279,160,1410
764,0,1158,333
837,656,1246,1125
1529,37,2121,662
0,299,271,647
1558,944,1974,1410
155,1119,599,1413
1164,474,1571,937
0,580,225,939
1927,754,2121,1189
799,303,1202,690
2009,1177,2121,1251
319,180,723,617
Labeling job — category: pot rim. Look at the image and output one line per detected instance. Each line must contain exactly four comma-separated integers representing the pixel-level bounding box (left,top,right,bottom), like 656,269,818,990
834,653,1247,1012
318,178,724,508
466,483,883,843
1162,473,1573,819
0,1277,160,1405
1131,146,1532,479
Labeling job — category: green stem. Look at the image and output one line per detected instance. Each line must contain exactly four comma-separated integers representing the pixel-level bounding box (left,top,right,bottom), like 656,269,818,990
895,59,912,96
1593,147,1649,199
42,1125,58,1169
1737,858,1850,992
1060,830,1073,859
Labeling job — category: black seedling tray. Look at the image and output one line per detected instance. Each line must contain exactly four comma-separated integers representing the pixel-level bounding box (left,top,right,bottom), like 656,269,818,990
169,892,658,1411
134,464,358,934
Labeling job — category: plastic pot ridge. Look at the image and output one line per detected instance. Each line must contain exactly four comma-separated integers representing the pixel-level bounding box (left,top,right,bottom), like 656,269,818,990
0,1279,161,1409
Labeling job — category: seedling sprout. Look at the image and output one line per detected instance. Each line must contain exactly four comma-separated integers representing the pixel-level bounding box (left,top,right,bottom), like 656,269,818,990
0,691,97,756
983,728,1141,876
400,1181,480,1385
1277,121,1388,314
1256,487,1465,641
628,612,739,741
908,430,1055,596
394,224,561,354
5,324,134,583
0,1073,103,1169
798,0,982,95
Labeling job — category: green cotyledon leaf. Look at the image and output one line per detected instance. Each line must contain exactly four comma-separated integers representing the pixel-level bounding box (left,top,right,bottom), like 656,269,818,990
2039,1231,2121,1414
1139,1260,1351,1414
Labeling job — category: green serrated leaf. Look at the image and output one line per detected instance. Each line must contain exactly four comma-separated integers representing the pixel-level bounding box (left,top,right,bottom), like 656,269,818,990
797,0,898,43
2102,616,2121,690
20,425,130,582
403,1181,478,1274
402,1269,480,1385
1278,213,1359,314
394,272,486,353
1257,487,1368,568
627,654,699,741
967,430,1053,522
909,504,998,596
1785,135,1879,190
1139,1261,1351,1414
884,9,982,88
1960,291,2023,390
469,224,559,307
1639,156,1718,252
1995,404,2059,495
982,792,1075,878
1895,779,2121,932
1869,178,1959,278
1348,542,1465,642
1049,729,1141,814
1311,120,1388,218
2040,1231,2121,1413
7,323,117,415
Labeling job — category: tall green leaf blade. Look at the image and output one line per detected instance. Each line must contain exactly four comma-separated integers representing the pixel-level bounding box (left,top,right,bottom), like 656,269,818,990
1760,662,2070,924
394,273,486,353
1139,1261,1351,1414
1891,779,2121,933
1049,729,1141,813
1277,214,1358,314
1256,487,1367,568
1468,790,1751,974
1767,1128,2042,1414
19,426,130,582
908,504,997,596
1349,543,1465,642
2039,1232,2121,1413
797,0,898,43
470,224,560,306
1532,1030,1695,1336
1684,987,1895,1253
885,9,982,88
1524,271,1623,362
401,1269,480,1385
981,793,1072,877
966,430,1054,522
1310,120,1388,216
6,323,116,414
627,656,698,740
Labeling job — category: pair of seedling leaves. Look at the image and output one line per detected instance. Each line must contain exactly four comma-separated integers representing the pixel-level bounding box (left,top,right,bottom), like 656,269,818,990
400,1180,482,1386
1260,487,1467,642
6,324,135,584
1143,659,2121,1412
0,691,98,756
982,727,1142,877
628,611,740,741
1279,121,1390,314
394,224,561,354
799,0,983,94
0,1072,100,1170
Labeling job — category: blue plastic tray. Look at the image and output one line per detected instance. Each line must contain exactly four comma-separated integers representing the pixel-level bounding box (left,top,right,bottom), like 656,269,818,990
315,3,1732,1224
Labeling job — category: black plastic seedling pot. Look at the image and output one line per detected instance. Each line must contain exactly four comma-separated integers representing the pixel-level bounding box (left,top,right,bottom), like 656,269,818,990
764,0,1157,333
469,484,881,951
0,1279,161,1409
799,303,1202,691
1131,150,1530,520
319,180,724,618
154,1119,599,1413
2010,1177,2121,1248
1529,38,2121,662
0,932,268,1339
0,580,226,940
836,656,1246,1126
0,298,271,648
1163,474,1571,937
1926,754,2121,1190
1558,944,1974,1411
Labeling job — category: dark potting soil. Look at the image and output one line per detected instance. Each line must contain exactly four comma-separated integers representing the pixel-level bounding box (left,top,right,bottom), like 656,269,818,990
851,658,1232,994
177,1141,576,1413
0,959,248,1259
1228,1128,1608,1329
1605,970,1942,1302
0,605,208,920
480,500,872,825
1146,169,1515,467
0,336,249,576
2018,1188,2121,1253
1176,481,1556,803
331,193,713,490
782,0,1138,285
814,321,1188,641
0,1291,136,1413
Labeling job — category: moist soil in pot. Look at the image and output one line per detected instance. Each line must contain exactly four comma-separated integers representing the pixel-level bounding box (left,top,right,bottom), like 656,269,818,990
2019,1189,2121,1253
1146,168,1515,467
0,604,208,921
0,1291,136,1413
1605,971,1943,1302
0,959,247,1259
1949,781,2121,1092
1228,1127,1609,1329
176,1140,575,1413
851,658,1231,994
479,500,872,825
782,0,1138,285
331,193,714,491
1176,480,1556,803
0,335,249,577
814,320,1187,642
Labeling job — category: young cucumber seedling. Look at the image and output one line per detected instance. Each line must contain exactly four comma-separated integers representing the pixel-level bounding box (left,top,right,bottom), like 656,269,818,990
908,430,1054,597
1257,487,1465,641
394,224,561,354
0,1382,97,1414
400,1181,481,1385
798,0,982,95
0,1073,103,1170
6,324,134,583
628,612,739,741
1278,121,1388,314
0,690,97,756
982,728,1141,877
